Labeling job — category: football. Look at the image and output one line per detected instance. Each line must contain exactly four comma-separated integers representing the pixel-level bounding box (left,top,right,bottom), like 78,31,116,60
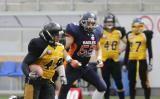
29,64,43,76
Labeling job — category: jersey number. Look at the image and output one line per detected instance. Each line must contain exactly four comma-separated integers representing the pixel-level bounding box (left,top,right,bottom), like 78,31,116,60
77,45,97,57
44,60,53,70
104,41,118,50
130,41,141,52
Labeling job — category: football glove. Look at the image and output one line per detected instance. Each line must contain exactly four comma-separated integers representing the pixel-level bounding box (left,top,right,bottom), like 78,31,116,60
70,59,82,68
29,71,39,79
122,65,127,72
148,58,153,72
97,59,103,68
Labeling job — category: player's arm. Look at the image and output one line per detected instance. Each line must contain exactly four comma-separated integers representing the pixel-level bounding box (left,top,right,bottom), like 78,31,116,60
65,33,74,49
117,26,127,53
120,36,127,53
65,23,75,50
56,52,67,84
22,38,46,77
145,30,153,61
123,32,130,66
144,30,153,70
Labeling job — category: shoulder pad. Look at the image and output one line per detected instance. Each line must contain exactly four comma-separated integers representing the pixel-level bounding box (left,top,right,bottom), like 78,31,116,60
66,23,78,37
125,31,132,39
144,30,153,39
28,38,47,57
115,26,126,38
28,38,40,52
94,25,103,37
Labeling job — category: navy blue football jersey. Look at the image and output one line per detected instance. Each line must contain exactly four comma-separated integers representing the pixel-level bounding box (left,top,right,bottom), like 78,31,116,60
66,23,103,66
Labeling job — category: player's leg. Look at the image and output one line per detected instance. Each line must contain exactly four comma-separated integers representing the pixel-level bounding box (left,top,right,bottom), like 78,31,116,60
101,59,112,99
82,66,107,99
111,60,124,99
39,79,55,99
24,78,40,99
139,60,151,99
128,60,137,99
58,64,81,99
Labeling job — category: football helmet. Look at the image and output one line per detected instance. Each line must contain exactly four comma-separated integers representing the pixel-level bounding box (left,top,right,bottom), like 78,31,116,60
103,13,116,30
132,18,144,34
79,12,97,32
40,22,64,46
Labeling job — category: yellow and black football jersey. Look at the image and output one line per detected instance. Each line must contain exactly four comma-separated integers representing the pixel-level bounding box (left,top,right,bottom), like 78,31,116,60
22,37,65,82
127,32,147,60
124,30,153,65
100,28,124,62
32,43,64,80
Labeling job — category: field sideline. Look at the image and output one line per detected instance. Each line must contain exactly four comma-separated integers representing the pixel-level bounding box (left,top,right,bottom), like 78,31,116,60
1,96,160,99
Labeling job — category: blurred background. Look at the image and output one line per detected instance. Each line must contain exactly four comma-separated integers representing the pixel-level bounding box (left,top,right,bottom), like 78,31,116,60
0,0,160,98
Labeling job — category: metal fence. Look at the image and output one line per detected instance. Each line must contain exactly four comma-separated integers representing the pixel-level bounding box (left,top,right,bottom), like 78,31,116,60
0,0,160,12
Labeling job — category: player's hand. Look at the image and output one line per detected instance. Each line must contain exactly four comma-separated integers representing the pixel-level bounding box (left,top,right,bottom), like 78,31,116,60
148,58,153,72
29,72,39,79
148,64,152,72
60,76,67,85
97,59,103,68
70,60,82,68
122,65,127,72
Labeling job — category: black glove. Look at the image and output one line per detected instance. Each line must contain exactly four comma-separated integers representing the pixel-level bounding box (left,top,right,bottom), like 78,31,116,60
148,58,153,72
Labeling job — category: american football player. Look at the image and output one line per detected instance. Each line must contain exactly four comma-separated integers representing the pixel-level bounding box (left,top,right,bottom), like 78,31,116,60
58,12,107,99
124,18,153,99
99,13,126,99
22,22,68,99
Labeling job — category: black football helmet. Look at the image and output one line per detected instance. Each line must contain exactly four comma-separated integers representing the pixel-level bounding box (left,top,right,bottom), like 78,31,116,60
39,22,64,46
79,12,97,32
103,13,116,30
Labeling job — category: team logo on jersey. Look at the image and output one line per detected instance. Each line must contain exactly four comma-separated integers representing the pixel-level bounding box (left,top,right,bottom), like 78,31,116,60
102,34,107,39
47,50,52,55
91,34,95,41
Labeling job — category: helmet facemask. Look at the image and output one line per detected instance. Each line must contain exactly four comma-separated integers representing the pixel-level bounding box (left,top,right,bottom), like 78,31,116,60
80,18,96,32
104,19,114,30
40,22,63,46
103,14,115,31
79,12,97,33
132,18,144,34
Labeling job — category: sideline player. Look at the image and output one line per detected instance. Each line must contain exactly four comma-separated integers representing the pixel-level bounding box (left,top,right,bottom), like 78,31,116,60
124,18,153,99
99,13,126,99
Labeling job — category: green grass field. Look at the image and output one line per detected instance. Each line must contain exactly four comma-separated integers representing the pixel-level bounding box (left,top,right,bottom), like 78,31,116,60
1,96,160,99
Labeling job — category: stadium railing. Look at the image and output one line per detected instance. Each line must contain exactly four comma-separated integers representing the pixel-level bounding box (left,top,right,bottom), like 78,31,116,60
0,0,160,12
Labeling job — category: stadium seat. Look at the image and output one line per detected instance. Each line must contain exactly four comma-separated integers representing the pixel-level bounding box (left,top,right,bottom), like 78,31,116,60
0,61,16,76
8,63,24,90
8,63,24,76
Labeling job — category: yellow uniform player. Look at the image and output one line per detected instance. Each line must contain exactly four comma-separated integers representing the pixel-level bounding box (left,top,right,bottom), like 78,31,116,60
124,18,153,99
99,13,126,99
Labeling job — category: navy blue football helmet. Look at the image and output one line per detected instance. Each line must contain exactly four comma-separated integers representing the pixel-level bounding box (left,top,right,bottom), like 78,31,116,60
103,13,116,29
79,12,97,32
